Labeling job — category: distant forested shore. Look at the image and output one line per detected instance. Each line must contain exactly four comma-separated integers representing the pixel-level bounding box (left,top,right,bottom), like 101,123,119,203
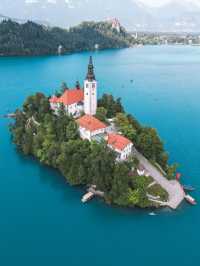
0,20,135,56
0,19,199,57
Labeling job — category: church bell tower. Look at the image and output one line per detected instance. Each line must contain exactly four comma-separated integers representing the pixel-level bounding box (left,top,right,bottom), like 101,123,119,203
84,56,97,116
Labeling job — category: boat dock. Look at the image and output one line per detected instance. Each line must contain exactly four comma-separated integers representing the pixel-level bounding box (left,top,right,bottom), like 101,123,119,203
81,186,105,203
3,113,16,118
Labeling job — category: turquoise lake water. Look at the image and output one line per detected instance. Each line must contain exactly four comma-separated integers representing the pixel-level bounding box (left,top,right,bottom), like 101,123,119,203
0,46,200,265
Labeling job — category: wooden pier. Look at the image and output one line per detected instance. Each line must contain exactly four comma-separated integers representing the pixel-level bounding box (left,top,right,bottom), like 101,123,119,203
81,186,105,203
3,113,16,118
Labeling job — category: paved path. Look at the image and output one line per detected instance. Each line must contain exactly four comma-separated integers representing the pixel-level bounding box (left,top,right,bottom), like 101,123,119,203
134,149,185,209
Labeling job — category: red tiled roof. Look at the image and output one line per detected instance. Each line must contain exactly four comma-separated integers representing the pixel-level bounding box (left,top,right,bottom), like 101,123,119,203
49,88,84,105
49,95,59,103
107,133,132,151
76,115,107,132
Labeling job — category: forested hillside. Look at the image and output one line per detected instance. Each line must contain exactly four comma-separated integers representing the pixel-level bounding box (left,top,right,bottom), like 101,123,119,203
0,20,134,56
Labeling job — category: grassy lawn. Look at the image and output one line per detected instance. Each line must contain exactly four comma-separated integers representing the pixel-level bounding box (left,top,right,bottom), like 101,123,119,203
147,184,169,201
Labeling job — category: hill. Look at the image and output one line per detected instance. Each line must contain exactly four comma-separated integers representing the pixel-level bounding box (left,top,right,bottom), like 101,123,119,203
0,0,200,32
0,20,134,56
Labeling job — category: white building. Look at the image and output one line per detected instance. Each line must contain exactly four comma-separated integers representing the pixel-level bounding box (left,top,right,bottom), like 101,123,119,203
49,86,84,117
49,56,97,117
107,133,133,161
84,56,97,116
76,114,108,141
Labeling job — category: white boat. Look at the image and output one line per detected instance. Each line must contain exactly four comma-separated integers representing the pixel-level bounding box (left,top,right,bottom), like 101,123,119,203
81,192,94,203
149,212,156,216
185,194,197,205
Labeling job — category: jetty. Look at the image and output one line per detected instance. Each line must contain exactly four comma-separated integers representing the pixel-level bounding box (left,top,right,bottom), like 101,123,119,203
134,148,185,209
81,185,104,203
88,186,105,197
3,113,16,118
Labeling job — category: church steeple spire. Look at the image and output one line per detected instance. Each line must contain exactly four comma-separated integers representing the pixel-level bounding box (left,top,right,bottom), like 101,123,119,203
86,56,95,81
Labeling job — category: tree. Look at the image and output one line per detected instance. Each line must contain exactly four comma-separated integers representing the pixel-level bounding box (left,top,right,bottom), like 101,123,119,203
95,107,107,123
127,114,142,132
108,162,131,204
89,141,116,192
61,82,68,93
66,121,79,140
98,94,124,118
166,163,179,180
136,127,164,164
115,113,137,141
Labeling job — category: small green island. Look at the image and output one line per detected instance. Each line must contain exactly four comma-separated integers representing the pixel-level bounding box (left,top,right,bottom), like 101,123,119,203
10,57,184,209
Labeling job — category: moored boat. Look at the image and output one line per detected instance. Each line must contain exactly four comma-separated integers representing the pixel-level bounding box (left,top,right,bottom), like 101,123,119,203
81,191,94,203
185,194,197,205
149,212,156,216
183,185,195,192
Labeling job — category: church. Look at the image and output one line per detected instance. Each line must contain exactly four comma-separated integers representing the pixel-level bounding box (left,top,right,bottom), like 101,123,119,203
49,56,133,161
49,56,97,117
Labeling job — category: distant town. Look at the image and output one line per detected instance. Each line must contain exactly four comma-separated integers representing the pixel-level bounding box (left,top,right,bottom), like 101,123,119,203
130,31,200,46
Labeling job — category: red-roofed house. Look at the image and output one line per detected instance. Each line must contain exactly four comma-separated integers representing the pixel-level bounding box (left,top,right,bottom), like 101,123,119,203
49,88,84,116
76,115,108,140
107,133,133,161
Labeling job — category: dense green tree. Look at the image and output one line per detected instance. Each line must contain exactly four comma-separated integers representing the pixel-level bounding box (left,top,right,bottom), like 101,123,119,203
98,94,124,118
136,127,165,165
108,162,131,203
166,163,179,180
61,82,68,93
65,121,79,140
95,107,107,123
89,141,116,192
127,114,142,133
115,113,137,141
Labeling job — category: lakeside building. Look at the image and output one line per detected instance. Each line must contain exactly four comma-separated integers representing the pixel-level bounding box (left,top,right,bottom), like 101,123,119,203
107,133,133,161
49,56,133,161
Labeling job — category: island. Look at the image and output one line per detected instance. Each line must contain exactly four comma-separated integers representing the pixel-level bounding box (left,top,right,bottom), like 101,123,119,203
10,57,185,209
